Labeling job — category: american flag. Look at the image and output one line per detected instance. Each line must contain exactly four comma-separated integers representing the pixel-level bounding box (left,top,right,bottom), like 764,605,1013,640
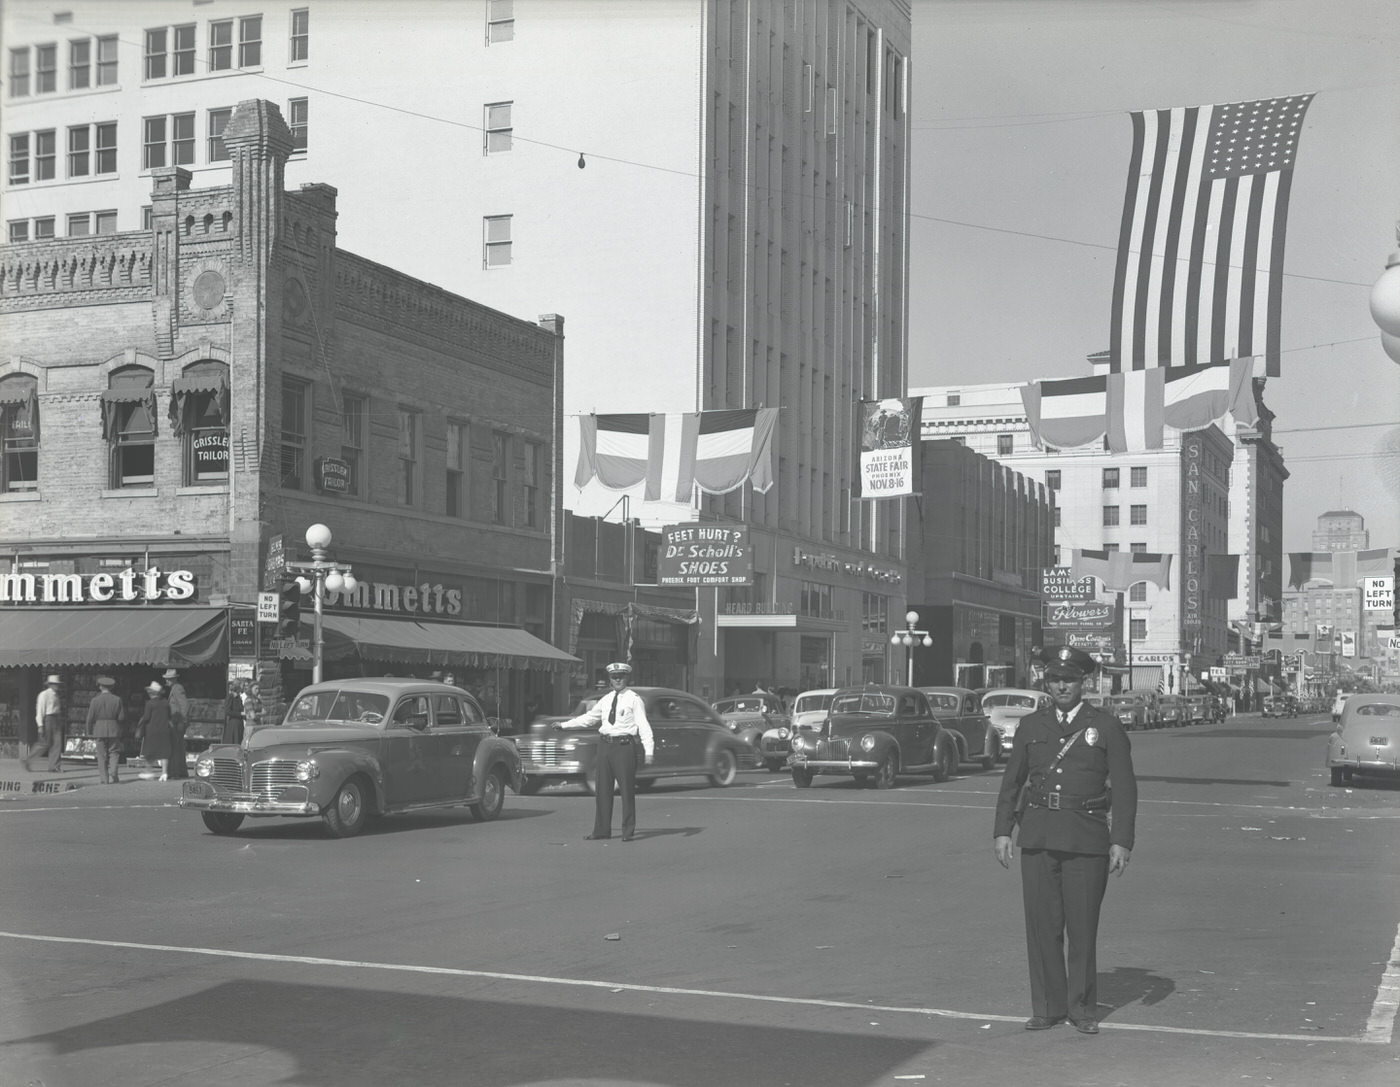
1109,94,1314,376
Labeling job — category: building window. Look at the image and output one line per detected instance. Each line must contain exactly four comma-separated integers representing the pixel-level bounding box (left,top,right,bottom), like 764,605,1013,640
147,24,195,79
1053,507,1062,527
342,394,365,497
487,0,515,43
0,375,39,493
1045,469,1061,490
96,34,118,83
997,434,1013,456
484,215,512,267
9,48,31,97
35,44,57,94
1130,617,1147,641
1130,465,1147,487
1103,505,1120,526
143,113,194,169
210,20,233,70
208,108,232,161
485,101,512,153
7,131,54,184
280,379,308,489
290,9,309,62
7,221,27,243
67,122,116,177
492,430,510,524
106,367,156,489
288,98,308,151
1104,542,1120,552
239,16,263,68
94,210,117,234
398,409,419,505
1103,467,1119,488
521,440,541,528
71,35,117,88
1130,504,1147,525
800,580,833,619
172,361,230,485
947,393,960,407
1129,581,1147,603
34,216,54,238
67,212,90,236
1130,542,1147,553
446,420,468,518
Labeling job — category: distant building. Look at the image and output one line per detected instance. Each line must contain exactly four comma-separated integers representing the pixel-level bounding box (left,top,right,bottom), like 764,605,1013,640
1312,509,1369,552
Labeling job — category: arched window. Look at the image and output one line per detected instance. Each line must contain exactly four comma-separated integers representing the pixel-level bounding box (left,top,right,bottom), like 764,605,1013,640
0,374,39,492
169,360,229,485
101,366,156,488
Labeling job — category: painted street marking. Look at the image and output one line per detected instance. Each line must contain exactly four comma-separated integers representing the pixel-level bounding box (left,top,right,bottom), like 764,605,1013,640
0,930,1384,1045
1364,922,1400,1043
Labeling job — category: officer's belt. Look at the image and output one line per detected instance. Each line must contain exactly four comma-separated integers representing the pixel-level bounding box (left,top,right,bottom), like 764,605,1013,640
1024,788,1110,811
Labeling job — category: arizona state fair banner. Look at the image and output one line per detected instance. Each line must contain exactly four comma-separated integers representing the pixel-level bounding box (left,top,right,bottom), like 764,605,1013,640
856,397,922,499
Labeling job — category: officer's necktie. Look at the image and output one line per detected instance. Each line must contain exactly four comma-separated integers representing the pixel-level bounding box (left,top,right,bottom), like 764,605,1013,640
1058,711,1068,728
609,693,618,725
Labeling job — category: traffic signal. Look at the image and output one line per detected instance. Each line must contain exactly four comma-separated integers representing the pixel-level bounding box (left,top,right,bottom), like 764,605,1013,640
276,580,301,638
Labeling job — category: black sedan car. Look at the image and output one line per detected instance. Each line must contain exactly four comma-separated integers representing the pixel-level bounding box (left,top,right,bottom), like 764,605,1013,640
786,684,959,789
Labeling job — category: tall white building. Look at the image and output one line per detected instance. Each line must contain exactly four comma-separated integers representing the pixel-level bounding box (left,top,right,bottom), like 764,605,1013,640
912,379,1255,693
3,0,914,695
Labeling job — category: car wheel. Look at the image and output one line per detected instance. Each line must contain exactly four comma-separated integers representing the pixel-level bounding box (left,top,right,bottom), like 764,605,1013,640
708,748,738,787
1329,766,1344,786
979,730,997,771
635,777,656,792
763,758,785,773
519,775,544,796
468,765,506,822
322,776,368,838
932,743,956,783
873,753,898,789
200,812,244,835
791,767,814,788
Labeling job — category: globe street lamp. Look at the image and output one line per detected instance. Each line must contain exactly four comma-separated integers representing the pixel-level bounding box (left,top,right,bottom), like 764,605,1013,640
287,523,357,684
890,609,932,686
1369,222,1400,365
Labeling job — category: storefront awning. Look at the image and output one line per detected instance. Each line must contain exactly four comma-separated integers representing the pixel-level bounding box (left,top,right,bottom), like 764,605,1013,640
318,614,579,672
0,607,227,668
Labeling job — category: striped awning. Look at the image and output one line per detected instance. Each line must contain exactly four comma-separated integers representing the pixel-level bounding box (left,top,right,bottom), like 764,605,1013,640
318,614,579,672
1130,665,1164,692
0,607,227,668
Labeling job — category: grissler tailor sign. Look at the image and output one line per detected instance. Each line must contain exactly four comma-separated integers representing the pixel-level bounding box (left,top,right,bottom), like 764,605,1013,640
316,457,352,495
658,524,752,586
0,567,196,604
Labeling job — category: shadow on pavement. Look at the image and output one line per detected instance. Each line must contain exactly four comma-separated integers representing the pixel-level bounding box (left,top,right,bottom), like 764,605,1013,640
1097,966,1177,1014
15,978,936,1087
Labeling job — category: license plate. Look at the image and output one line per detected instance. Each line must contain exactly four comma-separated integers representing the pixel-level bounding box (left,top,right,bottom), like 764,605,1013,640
1370,736,1390,747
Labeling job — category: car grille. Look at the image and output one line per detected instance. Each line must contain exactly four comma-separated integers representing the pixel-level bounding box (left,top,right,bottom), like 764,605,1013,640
815,738,851,761
205,758,246,792
516,739,576,769
204,757,299,799
760,736,791,755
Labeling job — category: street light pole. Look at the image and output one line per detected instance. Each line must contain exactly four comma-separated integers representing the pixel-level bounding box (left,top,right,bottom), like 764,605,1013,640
286,523,357,685
890,609,932,687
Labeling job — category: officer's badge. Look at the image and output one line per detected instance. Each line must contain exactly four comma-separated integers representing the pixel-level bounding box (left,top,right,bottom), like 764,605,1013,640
1084,727,1099,747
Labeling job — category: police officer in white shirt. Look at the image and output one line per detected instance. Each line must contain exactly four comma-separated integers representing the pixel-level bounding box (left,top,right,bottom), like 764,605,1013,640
561,661,654,841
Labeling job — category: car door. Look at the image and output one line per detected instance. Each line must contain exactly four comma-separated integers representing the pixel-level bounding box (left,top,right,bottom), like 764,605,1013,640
898,691,937,767
672,695,723,770
380,695,437,804
424,693,479,801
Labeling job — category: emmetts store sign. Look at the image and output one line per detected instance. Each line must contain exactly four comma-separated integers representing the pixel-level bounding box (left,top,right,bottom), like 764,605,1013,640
1,567,197,604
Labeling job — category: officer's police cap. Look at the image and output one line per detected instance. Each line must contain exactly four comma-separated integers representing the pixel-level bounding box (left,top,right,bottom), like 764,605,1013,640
1037,645,1098,678
605,662,633,676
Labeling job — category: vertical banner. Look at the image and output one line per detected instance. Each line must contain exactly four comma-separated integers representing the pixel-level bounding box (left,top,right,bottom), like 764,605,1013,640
1179,433,1204,635
856,397,923,499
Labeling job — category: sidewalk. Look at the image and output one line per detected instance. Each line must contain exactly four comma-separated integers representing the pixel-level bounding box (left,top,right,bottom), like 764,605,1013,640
0,755,184,801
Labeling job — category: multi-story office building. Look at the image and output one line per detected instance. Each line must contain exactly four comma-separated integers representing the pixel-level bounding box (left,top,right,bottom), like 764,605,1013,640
3,0,915,697
913,379,1249,693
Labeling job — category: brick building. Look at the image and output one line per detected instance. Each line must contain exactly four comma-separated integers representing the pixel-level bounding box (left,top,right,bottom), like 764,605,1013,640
0,99,575,753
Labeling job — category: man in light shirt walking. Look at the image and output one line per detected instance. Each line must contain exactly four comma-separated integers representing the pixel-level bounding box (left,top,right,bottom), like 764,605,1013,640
26,674,65,773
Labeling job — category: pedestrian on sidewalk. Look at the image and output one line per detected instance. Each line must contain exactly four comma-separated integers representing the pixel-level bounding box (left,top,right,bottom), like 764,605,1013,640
136,680,173,781
162,668,190,779
559,661,654,842
24,674,65,773
86,676,125,784
993,645,1138,1036
222,680,245,745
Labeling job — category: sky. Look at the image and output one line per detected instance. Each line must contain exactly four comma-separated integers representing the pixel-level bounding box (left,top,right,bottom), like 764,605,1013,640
907,0,1400,554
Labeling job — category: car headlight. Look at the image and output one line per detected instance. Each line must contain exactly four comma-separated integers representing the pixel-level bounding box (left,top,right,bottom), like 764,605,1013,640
859,734,876,752
790,734,811,752
777,727,790,740
295,759,319,782
195,759,214,778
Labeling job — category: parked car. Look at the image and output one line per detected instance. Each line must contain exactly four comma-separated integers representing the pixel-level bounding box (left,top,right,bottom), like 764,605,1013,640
757,688,835,772
786,684,959,789
179,679,522,838
1156,694,1191,727
1331,691,1350,724
712,692,789,759
981,688,1052,754
1100,694,1153,731
1183,694,1213,724
1326,694,1400,786
919,685,1001,770
513,687,746,793
1261,695,1297,719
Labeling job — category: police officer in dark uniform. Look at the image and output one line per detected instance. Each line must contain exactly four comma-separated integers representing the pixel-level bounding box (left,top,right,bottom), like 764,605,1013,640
994,646,1138,1035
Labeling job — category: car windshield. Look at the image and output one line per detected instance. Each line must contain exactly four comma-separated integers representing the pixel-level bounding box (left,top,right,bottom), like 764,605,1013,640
793,694,833,714
984,693,1037,709
285,689,391,725
926,693,960,712
831,692,897,716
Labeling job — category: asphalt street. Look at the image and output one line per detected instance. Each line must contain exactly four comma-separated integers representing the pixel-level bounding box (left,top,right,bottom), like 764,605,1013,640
1,712,1397,1087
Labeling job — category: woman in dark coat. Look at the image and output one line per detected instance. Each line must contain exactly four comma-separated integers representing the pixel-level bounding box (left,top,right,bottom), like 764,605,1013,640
136,681,173,780
222,681,245,745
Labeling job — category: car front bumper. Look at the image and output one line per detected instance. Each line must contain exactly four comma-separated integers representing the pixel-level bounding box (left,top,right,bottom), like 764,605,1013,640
178,779,318,816
789,755,880,773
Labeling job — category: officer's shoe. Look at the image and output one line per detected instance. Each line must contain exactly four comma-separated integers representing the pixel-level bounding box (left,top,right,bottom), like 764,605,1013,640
1070,1018,1099,1035
1023,1016,1065,1031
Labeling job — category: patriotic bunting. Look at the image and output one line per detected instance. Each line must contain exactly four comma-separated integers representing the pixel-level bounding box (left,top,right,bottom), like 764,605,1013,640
1290,548,1396,588
1070,548,1173,592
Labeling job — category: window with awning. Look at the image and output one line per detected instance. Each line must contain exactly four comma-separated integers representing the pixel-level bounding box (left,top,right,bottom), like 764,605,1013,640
101,367,156,488
0,374,39,493
169,361,230,484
